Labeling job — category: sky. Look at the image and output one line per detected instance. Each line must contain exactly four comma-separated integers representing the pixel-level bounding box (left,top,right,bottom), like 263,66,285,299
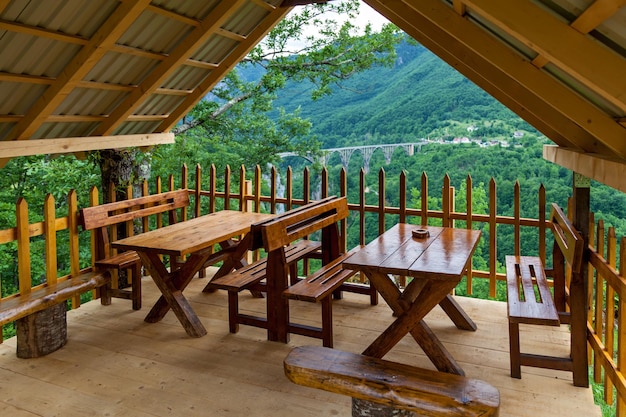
285,1,391,49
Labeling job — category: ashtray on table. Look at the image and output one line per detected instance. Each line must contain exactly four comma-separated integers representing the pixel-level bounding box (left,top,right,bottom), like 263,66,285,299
412,229,430,239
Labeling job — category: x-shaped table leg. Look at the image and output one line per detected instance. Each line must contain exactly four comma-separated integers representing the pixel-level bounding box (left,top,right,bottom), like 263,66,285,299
140,250,213,338
362,269,465,375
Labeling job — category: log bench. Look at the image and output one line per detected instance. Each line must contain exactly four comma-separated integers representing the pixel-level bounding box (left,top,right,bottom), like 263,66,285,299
284,345,500,416
0,270,111,358
79,189,190,310
505,203,587,386
206,196,377,346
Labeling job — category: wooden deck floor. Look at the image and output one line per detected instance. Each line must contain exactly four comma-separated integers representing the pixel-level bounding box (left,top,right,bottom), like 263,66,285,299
0,270,600,416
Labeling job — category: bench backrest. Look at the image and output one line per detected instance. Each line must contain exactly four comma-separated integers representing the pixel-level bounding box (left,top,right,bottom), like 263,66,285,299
549,203,584,314
80,189,189,231
260,196,349,253
79,189,190,260
550,203,583,273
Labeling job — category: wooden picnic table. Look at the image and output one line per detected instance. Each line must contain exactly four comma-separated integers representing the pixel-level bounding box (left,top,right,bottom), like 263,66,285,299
343,223,481,376
112,210,273,337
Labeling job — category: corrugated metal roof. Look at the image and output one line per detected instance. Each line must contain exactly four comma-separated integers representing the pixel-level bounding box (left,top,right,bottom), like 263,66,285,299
0,0,290,143
0,0,624,190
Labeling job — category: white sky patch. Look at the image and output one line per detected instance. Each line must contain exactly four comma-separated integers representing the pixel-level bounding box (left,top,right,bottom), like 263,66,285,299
282,1,390,50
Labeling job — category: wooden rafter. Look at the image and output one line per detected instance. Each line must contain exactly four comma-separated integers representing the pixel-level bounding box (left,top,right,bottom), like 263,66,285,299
0,72,55,85
93,0,248,136
0,19,87,45
463,0,626,114
157,3,290,132
147,4,201,27
571,0,626,33
8,0,153,141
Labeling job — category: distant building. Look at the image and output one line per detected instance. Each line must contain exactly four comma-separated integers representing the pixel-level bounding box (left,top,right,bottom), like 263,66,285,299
513,131,524,138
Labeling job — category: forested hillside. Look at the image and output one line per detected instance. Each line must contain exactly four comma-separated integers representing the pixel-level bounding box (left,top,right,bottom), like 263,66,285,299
273,38,537,148
270,36,626,248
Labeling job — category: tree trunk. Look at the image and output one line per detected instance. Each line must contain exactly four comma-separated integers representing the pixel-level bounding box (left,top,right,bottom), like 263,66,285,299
96,148,151,288
98,148,151,203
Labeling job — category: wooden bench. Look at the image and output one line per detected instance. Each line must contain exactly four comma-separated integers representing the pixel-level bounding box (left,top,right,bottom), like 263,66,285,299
205,238,322,333
284,345,500,416
505,203,587,386
79,189,190,310
0,270,111,358
206,196,377,346
283,246,364,347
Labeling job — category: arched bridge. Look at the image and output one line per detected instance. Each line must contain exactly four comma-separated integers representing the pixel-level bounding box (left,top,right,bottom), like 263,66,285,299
278,142,427,173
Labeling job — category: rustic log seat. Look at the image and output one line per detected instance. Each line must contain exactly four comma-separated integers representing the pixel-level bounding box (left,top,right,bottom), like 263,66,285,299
505,203,586,386
79,189,190,310
284,345,501,417
0,270,111,358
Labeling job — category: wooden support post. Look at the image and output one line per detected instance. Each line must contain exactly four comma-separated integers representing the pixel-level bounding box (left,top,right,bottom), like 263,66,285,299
571,172,590,387
16,303,67,358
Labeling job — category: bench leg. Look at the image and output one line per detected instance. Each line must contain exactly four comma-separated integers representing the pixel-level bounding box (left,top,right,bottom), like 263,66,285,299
100,279,112,306
228,291,240,334
369,284,378,306
131,263,142,310
321,297,333,348
509,321,521,379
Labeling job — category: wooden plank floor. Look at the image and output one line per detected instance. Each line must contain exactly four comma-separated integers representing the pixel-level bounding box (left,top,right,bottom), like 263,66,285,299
0,269,600,416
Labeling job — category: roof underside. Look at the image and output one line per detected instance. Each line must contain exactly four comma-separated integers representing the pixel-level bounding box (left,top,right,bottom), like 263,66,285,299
0,0,625,190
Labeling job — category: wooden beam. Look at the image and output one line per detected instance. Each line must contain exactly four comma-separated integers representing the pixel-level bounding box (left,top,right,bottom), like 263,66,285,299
0,19,88,45
571,0,626,33
0,133,175,159
463,0,626,113
543,145,626,193
8,0,153,141
0,72,55,85
158,4,291,132
94,0,248,136
369,0,626,160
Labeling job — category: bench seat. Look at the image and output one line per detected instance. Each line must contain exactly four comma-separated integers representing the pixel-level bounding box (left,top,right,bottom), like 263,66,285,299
205,239,322,333
284,345,500,417
283,253,357,347
506,255,559,326
505,203,587,386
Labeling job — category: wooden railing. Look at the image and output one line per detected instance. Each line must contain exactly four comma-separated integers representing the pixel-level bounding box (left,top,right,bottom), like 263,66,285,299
588,215,626,416
0,163,623,414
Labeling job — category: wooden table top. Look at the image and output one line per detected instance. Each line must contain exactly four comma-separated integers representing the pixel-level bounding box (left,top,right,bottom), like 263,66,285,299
112,210,273,257
343,224,481,281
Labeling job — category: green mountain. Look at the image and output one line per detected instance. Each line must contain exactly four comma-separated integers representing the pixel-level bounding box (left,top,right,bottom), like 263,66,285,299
273,39,538,148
